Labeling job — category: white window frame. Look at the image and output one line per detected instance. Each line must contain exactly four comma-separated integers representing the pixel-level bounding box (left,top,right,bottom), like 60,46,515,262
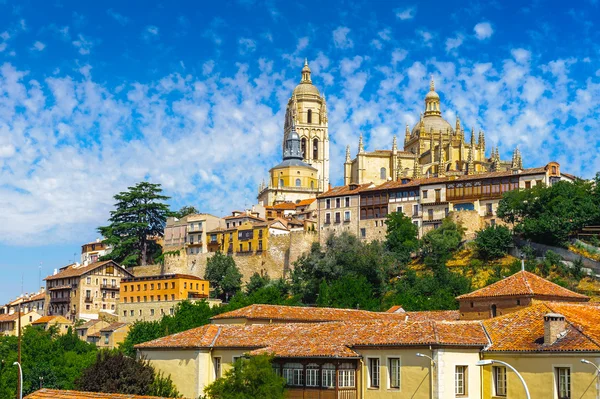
387,356,401,390
554,365,571,399
367,357,380,389
493,365,507,397
213,357,222,379
306,363,319,387
344,210,351,222
455,365,468,396
396,205,403,214
338,363,355,388
322,363,335,389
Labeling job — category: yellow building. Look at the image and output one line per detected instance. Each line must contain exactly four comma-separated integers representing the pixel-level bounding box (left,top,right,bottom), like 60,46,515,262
345,78,520,186
0,310,42,336
119,274,210,322
31,315,73,335
137,272,600,399
97,322,130,349
258,60,329,206
209,220,269,255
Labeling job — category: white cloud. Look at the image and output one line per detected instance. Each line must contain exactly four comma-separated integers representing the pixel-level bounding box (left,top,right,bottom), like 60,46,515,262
445,34,464,53
31,41,45,51
378,28,392,41
72,34,93,54
371,39,383,50
0,43,6,52
511,48,531,64
239,38,257,54
417,30,433,47
391,48,408,65
1,31,9,41
144,25,159,39
474,22,494,40
107,9,129,25
333,26,354,49
395,6,416,20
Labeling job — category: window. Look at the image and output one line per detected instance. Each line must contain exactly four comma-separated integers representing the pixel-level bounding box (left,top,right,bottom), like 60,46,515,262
455,366,467,396
428,209,434,220
282,363,303,386
493,366,507,396
491,304,497,318
123,310,127,317
336,198,341,208
389,358,401,389
345,197,350,207
306,363,319,387
325,213,331,224
322,363,335,388
169,307,174,315
338,363,355,388
279,178,284,187
380,167,387,180
556,367,570,399
130,310,134,316
326,199,331,209
295,178,301,187
368,358,380,388
396,206,403,214
360,228,366,238
313,138,318,159
213,357,222,378
344,211,351,222
301,138,306,157
150,309,155,316
413,204,419,215
104,333,109,345
422,190,428,199
307,109,312,124
86,277,91,284
525,180,531,189
335,212,341,223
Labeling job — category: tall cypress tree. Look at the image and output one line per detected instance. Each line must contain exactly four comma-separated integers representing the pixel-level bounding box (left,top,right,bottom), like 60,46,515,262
98,182,171,267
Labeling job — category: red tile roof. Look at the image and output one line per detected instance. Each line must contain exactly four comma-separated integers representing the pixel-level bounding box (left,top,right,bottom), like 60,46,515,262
25,388,175,398
45,261,132,281
484,302,600,352
456,271,590,301
210,304,412,323
267,202,297,210
100,322,129,332
317,183,374,199
32,315,71,325
295,198,316,207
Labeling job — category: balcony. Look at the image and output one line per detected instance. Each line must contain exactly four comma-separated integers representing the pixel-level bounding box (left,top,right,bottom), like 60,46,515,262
236,250,255,256
50,297,70,304
101,284,119,290
187,241,204,247
84,297,93,303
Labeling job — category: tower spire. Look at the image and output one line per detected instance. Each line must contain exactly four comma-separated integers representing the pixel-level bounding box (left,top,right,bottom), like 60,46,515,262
358,134,364,154
392,135,397,154
430,75,435,91
301,59,312,83
345,145,351,163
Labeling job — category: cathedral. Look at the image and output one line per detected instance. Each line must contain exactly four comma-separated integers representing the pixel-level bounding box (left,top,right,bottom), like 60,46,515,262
258,63,525,206
344,78,522,186
258,60,330,206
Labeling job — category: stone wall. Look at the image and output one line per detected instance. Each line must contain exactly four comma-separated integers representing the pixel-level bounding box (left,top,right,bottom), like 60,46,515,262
132,231,318,283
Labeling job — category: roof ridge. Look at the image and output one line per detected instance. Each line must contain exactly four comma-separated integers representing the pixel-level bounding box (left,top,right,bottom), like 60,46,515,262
522,271,534,295
431,320,439,342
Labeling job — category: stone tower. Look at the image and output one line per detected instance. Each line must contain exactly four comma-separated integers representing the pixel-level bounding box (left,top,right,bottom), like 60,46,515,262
283,59,330,192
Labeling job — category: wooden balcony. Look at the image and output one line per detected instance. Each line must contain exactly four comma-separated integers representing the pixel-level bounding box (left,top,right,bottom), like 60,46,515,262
286,388,357,399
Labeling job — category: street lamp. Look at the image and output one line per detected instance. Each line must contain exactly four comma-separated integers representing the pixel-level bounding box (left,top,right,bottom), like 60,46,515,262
13,362,22,399
476,359,530,399
416,353,435,399
581,359,600,399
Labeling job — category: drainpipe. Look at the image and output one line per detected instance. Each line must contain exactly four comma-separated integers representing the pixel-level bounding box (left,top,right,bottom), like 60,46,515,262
430,346,435,399
359,357,365,399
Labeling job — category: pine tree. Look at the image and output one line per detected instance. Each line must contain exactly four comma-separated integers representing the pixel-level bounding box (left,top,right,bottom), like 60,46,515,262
99,182,171,267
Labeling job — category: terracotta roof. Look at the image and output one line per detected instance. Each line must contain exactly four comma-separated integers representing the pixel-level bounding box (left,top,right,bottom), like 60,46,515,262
268,202,297,210
223,214,266,222
45,261,132,281
210,304,411,323
456,271,590,301
32,315,71,325
25,388,174,398
404,310,461,321
296,198,316,207
317,183,374,199
0,312,20,322
76,319,103,330
100,322,129,332
137,319,487,357
484,302,600,352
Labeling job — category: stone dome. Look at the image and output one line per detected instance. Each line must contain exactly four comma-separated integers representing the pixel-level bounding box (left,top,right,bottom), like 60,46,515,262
411,115,454,136
293,82,321,96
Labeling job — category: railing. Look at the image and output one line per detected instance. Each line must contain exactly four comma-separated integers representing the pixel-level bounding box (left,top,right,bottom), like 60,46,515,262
50,297,70,303
100,284,119,290
84,297,93,303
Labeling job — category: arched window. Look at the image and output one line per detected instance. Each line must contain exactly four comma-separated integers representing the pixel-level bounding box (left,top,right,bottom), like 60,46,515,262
279,179,284,187
295,178,301,187
380,167,387,180
313,138,319,160
301,138,307,158
307,109,312,124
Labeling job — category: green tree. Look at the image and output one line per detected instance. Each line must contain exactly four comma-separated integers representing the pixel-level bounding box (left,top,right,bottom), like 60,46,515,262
316,275,379,310
203,355,285,399
474,225,513,261
246,272,271,295
420,219,464,269
76,351,180,397
205,252,243,301
385,211,419,265
98,182,171,266
173,205,199,219
497,180,600,246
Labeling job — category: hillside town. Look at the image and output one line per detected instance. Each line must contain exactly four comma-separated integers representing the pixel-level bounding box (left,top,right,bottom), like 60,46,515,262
3,57,600,399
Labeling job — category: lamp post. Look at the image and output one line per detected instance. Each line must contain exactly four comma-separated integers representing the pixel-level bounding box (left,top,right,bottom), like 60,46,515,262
416,353,435,399
581,359,600,399
13,362,22,399
477,359,530,399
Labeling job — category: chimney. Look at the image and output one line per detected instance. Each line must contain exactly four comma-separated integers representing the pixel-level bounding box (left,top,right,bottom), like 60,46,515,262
544,313,566,345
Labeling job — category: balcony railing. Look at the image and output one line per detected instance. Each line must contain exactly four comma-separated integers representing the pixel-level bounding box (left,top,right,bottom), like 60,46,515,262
101,284,119,290
50,297,70,303
84,297,93,303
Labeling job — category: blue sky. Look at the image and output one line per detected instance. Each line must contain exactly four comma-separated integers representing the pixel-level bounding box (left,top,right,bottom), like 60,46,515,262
1,0,600,303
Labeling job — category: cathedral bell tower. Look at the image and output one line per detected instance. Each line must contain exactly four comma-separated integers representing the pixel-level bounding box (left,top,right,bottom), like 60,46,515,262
283,59,330,192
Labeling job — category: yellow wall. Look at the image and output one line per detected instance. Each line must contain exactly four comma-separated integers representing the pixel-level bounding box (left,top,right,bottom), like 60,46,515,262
481,353,600,399
141,349,202,399
216,221,269,254
270,165,318,190
120,276,209,303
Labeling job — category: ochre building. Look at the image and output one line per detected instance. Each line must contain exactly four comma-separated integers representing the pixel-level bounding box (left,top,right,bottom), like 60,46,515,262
344,78,522,186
